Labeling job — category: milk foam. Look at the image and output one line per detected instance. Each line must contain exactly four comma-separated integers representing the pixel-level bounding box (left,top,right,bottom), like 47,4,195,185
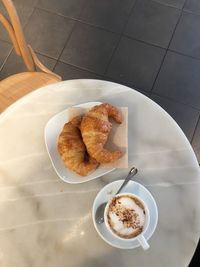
108,196,145,237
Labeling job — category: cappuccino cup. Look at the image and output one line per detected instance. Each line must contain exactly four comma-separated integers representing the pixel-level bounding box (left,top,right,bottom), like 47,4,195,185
104,193,150,250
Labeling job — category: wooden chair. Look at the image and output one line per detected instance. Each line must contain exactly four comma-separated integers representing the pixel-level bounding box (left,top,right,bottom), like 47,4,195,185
0,0,61,112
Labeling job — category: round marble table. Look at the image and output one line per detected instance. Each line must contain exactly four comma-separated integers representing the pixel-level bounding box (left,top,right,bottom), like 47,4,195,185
0,80,199,267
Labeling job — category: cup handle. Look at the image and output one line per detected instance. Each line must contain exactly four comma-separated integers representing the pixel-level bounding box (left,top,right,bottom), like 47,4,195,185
137,235,150,250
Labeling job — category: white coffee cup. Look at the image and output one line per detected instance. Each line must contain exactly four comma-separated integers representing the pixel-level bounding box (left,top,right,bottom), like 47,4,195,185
104,193,150,250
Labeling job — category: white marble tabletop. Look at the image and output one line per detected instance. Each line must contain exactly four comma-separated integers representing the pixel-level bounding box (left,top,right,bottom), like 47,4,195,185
0,79,199,267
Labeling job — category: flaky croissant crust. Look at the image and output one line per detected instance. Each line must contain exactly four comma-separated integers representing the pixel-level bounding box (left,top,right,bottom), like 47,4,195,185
80,103,123,163
57,116,98,176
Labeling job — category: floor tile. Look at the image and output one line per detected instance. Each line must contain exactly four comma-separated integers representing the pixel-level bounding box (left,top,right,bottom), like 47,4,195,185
79,0,136,33
60,22,119,74
24,8,75,59
189,240,200,266
153,0,185,8
106,37,165,91
54,61,102,80
0,0,38,43
0,41,12,71
151,94,199,141
125,0,180,48
184,0,200,14
97,74,151,96
170,12,200,58
37,0,86,19
0,50,56,80
192,119,200,164
153,51,200,109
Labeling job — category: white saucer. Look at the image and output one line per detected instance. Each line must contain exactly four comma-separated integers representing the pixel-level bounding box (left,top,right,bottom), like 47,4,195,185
92,180,158,249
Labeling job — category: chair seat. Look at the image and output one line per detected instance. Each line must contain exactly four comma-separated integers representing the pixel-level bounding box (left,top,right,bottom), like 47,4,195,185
0,72,61,112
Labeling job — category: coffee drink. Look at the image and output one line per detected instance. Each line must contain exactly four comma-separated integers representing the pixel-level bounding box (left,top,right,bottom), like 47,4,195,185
106,194,146,239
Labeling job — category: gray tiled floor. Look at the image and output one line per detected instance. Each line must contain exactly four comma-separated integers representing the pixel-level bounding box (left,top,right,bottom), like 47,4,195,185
79,0,136,33
24,8,75,59
60,22,119,74
125,0,181,48
106,37,165,91
153,51,200,109
0,0,199,264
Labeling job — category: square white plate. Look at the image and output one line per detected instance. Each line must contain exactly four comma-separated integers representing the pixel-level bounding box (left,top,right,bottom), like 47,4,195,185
44,102,115,184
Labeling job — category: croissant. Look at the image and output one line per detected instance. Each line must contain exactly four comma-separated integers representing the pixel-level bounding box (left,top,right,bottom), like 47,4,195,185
80,103,123,163
57,116,98,176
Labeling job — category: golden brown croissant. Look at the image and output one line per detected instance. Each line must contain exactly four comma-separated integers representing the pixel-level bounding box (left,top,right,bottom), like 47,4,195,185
80,103,123,163
57,116,99,176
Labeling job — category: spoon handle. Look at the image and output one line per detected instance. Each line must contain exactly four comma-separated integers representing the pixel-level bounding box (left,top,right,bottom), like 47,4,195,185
115,167,138,195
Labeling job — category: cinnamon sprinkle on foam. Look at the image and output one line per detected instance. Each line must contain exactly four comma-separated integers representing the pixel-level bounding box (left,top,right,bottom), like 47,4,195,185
107,195,145,239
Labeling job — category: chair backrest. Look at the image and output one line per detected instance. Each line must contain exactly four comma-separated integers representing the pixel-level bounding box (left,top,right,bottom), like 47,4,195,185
0,0,60,78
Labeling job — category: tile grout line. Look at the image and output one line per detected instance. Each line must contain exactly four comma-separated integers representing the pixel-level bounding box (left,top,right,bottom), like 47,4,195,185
0,47,13,73
103,0,138,75
34,6,81,21
167,48,200,61
52,22,77,72
56,59,103,76
52,0,89,72
34,52,57,61
182,0,189,10
23,7,38,33
148,48,167,97
151,0,185,10
182,8,200,17
149,0,188,96
57,61,200,111
122,34,167,49
190,114,200,145
35,6,128,35
150,92,200,112
0,39,12,45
